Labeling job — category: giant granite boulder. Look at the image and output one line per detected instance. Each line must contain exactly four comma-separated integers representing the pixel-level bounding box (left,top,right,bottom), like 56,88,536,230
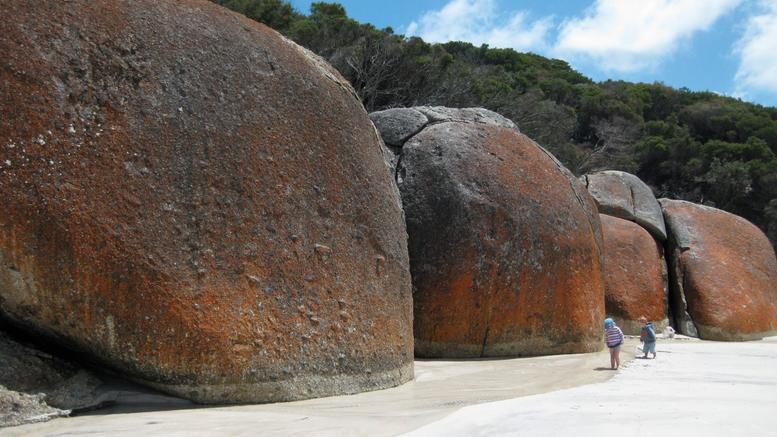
660,199,777,340
600,215,668,335
371,107,605,357
0,0,412,403
583,171,667,241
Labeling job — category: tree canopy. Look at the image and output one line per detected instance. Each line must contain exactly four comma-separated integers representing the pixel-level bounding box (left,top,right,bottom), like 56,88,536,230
215,0,777,250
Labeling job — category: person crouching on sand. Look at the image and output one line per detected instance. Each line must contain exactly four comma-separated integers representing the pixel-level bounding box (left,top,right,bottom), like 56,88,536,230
639,316,657,359
604,317,624,370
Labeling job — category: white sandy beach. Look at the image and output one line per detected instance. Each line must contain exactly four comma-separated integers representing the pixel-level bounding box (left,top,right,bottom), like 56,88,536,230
5,337,777,436
406,336,777,437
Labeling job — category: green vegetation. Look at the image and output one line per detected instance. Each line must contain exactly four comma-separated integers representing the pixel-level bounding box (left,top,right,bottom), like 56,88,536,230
215,0,777,249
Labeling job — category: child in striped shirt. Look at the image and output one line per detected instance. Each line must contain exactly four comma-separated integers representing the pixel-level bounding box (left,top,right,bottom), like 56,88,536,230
604,317,625,370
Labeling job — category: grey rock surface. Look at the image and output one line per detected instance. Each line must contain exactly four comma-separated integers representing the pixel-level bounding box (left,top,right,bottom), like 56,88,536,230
583,170,667,241
0,330,118,426
658,199,700,338
0,386,69,428
370,108,429,147
369,107,518,150
415,107,518,130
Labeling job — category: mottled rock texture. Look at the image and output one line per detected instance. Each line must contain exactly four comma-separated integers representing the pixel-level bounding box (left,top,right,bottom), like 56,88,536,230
583,171,667,241
600,215,668,335
0,329,121,427
0,0,412,403
370,108,429,148
660,199,777,341
372,107,605,358
0,386,68,429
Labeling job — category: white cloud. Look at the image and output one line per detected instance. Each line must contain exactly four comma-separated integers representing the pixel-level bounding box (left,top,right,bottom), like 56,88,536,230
554,0,742,73
406,0,552,51
734,1,777,98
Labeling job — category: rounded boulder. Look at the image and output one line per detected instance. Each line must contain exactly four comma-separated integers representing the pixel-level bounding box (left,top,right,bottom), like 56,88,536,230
600,214,668,335
381,107,605,357
584,170,667,241
660,199,777,340
0,0,412,403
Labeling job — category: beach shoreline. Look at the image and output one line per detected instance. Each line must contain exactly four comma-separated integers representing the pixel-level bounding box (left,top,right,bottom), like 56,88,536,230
5,338,645,436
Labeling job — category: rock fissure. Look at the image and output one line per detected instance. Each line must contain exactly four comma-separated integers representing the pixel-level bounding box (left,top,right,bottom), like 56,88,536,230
673,253,699,338
397,121,432,147
480,326,490,357
600,214,668,334
660,198,777,340
394,149,405,184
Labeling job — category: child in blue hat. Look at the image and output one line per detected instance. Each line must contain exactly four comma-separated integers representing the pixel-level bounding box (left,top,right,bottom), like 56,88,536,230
604,317,625,369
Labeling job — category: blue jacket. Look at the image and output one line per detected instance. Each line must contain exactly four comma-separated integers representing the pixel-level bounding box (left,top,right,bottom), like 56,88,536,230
641,323,656,342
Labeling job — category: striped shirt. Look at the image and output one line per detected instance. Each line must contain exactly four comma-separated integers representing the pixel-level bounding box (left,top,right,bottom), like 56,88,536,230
605,326,624,347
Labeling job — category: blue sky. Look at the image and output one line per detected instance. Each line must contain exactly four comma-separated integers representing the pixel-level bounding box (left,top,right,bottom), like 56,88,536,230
288,0,777,108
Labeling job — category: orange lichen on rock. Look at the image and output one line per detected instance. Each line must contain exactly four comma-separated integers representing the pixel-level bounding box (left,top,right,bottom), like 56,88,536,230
0,0,412,403
661,199,777,341
600,214,668,335
382,109,605,357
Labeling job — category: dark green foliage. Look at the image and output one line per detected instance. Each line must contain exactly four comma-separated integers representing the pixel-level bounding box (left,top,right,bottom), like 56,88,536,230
213,0,300,32
217,0,777,250
765,199,777,248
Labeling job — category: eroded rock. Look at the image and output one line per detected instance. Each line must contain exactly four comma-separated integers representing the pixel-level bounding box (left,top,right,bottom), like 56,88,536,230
372,107,605,357
660,199,777,340
584,171,667,241
0,0,412,403
370,108,429,147
0,387,68,429
0,330,114,415
600,215,668,335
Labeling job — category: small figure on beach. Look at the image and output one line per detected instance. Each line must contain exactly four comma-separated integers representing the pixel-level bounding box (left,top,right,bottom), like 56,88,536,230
639,316,657,359
604,317,625,370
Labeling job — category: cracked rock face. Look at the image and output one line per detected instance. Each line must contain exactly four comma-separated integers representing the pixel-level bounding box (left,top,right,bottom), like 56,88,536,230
370,108,429,147
660,199,777,341
371,107,605,358
600,215,668,335
0,0,412,403
583,171,667,241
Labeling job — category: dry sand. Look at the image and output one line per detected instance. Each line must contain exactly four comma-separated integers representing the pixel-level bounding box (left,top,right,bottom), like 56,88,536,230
406,336,777,437
11,336,775,436
3,339,639,436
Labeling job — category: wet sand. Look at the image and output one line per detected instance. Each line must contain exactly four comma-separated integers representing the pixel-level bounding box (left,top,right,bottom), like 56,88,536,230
4,339,639,436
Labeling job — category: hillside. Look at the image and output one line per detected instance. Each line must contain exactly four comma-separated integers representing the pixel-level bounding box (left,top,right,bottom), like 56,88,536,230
215,0,777,249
